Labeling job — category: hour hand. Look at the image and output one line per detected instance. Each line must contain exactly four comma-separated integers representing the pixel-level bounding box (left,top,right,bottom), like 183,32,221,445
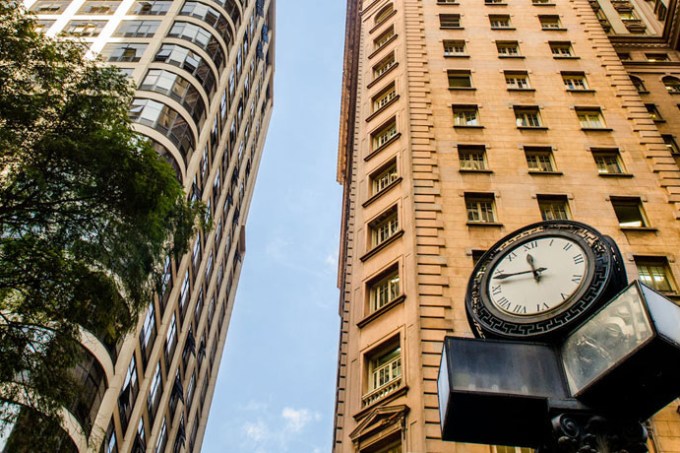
526,253,540,281
494,267,547,280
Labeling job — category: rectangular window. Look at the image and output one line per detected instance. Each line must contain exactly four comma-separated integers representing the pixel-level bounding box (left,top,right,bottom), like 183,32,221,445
636,257,676,293
458,145,488,171
30,1,69,14
514,106,543,128
533,0,552,4
372,119,398,150
370,160,399,195
114,20,160,38
365,342,402,405
147,364,163,421
562,72,589,90
140,302,156,363
662,135,680,165
576,108,606,129
611,197,648,228
592,150,625,174
373,52,396,79
448,70,473,89
374,26,395,51
369,269,401,313
165,313,178,365
372,83,397,112
440,14,462,28
155,418,168,453
369,206,399,248
490,15,512,29
505,71,530,90
539,15,562,29
444,40,466,57
452,105,480,127
101,43,148,62
497,41,521,57
78,1,121,14
62,20,107,37
525,147,556,172
645,104,664,122
486,0,506,4
538,195,571,220
438,0,459,3
130,1,173,15
550,41,574,57
466,193,497,223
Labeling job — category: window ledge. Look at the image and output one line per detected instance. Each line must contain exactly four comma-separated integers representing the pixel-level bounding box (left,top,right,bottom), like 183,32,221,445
499,55,525,59
369,11,398,34
637,90,650,94
598,172,634,178
653,119,667,123
359,230,405,262
542,27,568,31
356,294,406,329
367,63,399,89
365,133,402,161
454,125,484,129
353,385,409,421
437,1,460,4
508,88,536,92
444,54,470,58
533,2,556,5
668,91,680,95
362,177,402,208
581,127,613,132
368,35,399,60
621,226,658,232
485,2,509,5
449,87,476,91
553,56,580,60
467,221,503,227
567,89,596,93
460,168,493,173
528,170,563,175
365,95,401,123
517,126,549,130
491,27,516,30
441,26,465,30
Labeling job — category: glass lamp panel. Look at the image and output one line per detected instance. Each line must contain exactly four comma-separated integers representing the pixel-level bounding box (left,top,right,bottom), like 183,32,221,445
562,283,653,395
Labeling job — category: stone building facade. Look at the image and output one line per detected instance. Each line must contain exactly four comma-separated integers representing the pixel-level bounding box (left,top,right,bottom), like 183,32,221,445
334,0,680,451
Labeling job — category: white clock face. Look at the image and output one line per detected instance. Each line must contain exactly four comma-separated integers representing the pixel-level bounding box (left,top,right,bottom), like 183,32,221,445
487,236,589,317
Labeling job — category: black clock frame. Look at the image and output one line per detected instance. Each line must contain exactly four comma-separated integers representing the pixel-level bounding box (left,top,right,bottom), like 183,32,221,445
465,220,627,341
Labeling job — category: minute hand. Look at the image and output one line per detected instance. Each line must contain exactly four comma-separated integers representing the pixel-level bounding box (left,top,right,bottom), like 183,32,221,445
494,267,547,280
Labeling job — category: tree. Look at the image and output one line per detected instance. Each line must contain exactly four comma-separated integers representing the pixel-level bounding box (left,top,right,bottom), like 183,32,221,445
0,3,202,447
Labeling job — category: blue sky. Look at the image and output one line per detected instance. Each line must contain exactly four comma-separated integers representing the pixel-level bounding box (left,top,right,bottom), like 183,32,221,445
201,2,346,452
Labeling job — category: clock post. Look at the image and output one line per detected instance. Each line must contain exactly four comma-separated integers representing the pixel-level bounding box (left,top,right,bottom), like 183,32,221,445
438,221,680,453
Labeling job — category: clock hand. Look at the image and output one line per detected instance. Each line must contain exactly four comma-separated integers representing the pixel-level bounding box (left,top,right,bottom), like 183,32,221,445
526,253,540,281
493,267,547,280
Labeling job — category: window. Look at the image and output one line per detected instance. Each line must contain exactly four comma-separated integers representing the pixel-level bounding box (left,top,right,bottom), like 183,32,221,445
466,193,497,223
440,14,462,28
490,15,512,29
538,195,570,220
155,418,168,453
533,0,552,4
370,160,399,195
611,197,648,228
448,70,473,89
372,119,398,150
444,40,466,57
147,364,163,421
438,0,459,3
374,27,395,51
662,76,680,94
118,356,139,430
140,302,156,362
129,0,173,15
369,206,399,248
630,76,647,93
525,147,556,172
497,41,521,57
114,20,160,37
368,269,400,313
646,53,669,62
34,20,56,34
364,341,402,407
495,446,534,453
618,52,632,61
663,135,680,157
105,423,117,453
165,313,178,365
78,1,121,14
459,145,488,171
486,0,506,4
562,72,589,90
539,15,562,29
550,41,574,58
372,83,397,112
636,257,676,293
619,10,638,20
452,105,480,127
593,150,625,174
101,43,148,62
373,52,396,79
514,106,543,128
576,108,606,129
30,2,69,14
61,20,107,37
645,104,663,121
505,71,530,90
375,4,394,25
364,439,403,453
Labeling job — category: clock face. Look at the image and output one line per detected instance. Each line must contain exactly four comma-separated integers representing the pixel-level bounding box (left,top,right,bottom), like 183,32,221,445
487,236,589,317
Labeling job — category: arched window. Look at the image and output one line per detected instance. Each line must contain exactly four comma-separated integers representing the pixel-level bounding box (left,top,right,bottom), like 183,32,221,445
375,3,394,26
630,76,647,93
663,76,680,94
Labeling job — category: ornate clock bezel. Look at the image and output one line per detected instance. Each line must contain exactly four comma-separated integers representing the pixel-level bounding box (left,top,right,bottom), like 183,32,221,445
466,220,625,341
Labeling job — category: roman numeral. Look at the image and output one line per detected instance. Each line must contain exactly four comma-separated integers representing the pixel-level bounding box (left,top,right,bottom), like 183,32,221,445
512,305,527,314
496,297,511,309
563,242,573,251
572,274,582,283
523,241,538,250
549,239,554,246
572,254,584,265
506,251,518,262
537,303,550,311
492,285,502,296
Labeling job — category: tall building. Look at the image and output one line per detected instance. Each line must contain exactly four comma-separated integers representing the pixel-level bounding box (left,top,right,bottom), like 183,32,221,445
334,0,680,451
11,0,274,451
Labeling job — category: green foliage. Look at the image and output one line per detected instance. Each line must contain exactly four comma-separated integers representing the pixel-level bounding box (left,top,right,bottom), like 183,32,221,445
0,2,202,444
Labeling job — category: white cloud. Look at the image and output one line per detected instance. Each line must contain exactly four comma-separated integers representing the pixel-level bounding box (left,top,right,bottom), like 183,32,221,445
282,407,321,433
243,419,268,443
